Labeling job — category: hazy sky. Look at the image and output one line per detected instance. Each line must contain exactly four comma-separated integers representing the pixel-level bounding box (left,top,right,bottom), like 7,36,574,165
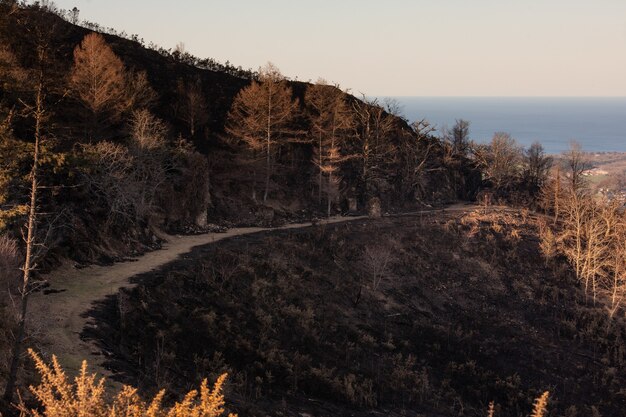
52,0,626,96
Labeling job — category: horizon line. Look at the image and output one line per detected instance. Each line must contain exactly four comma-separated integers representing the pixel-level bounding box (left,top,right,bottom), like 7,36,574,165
378,95,626,99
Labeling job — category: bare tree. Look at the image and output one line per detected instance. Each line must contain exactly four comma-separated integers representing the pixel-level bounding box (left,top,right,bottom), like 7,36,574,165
173,77,208,138
579,202,607,304
361,244,395,291
539,151,625,314
524,141,552,190
472,132,523,190
305,80,353,215
563,141,590,194
81,140,135,226
226,62,299,202
606,207,626,317
350,96,396,200
559,189,590,292
81,110,169,227
450,119,470,157
128,109,169,220
397,119,437,201
443,119,474,198
2,32,47,402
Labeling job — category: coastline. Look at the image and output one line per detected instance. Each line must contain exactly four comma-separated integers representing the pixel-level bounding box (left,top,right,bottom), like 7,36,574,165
387,96,626,154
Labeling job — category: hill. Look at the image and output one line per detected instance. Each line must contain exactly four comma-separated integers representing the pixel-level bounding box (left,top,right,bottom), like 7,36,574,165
81,207,626,416
0,2,477,267
5,4,620,417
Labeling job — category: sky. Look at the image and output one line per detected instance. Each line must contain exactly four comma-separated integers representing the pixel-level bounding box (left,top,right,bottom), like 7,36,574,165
50,0,626,97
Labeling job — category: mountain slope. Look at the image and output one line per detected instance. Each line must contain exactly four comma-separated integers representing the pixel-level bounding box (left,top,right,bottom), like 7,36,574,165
83,208,626,417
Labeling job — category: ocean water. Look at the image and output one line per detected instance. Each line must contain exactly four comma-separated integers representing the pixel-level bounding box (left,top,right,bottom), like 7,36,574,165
387,97,626,154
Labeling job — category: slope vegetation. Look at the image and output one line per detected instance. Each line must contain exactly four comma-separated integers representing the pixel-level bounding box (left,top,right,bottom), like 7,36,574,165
84,208,626,416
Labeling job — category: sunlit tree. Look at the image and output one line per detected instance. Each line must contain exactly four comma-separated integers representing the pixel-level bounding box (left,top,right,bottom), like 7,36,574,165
69,33,126,138
305,80,352,214
226,62,298,202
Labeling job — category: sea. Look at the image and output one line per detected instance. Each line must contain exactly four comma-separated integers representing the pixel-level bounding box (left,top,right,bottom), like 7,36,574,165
385,97,626,154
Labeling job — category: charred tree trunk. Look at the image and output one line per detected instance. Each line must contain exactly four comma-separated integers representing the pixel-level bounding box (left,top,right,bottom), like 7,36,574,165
2,63,44,405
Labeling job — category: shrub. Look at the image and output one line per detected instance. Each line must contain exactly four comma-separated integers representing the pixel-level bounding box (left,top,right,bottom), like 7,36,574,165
17,349,237,417
0,233,19,288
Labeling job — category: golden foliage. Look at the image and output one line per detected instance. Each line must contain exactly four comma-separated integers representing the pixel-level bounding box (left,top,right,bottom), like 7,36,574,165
530,391,550,417
226,62,298,153
19,349,236,417
225,62,299,201
70,33,126,115
486,392,549,417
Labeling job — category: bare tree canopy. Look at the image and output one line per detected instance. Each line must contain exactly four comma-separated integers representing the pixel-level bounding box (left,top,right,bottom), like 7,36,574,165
305,80,353,215
563,141,590,193
524,141,553,190
70,33,126,118
473,132,523,190
173,77,209,138
226,62,299,202
350,96,397,200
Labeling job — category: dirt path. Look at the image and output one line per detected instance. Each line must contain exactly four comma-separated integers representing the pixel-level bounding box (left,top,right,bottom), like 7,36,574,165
29,215,371,384
29,204,480,387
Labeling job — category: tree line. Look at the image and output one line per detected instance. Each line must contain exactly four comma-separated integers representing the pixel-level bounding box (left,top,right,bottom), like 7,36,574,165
539,144,626,317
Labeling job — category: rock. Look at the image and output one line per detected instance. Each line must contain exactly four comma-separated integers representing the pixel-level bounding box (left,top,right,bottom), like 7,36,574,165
347,197,358,212
195,210,208,228
257,206,275,224
367,197,382,218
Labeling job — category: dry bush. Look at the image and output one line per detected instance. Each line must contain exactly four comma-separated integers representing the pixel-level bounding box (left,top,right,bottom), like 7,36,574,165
18,349,236,417
508,228,521,241
491,222,503,234
81,141,136,226
361,243,395,291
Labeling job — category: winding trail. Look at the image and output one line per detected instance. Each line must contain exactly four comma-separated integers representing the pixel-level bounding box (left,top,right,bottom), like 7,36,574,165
29,204,478,388
30,215,366,385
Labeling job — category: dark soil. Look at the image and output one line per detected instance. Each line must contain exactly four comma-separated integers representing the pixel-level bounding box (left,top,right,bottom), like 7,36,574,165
83,209,626,417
